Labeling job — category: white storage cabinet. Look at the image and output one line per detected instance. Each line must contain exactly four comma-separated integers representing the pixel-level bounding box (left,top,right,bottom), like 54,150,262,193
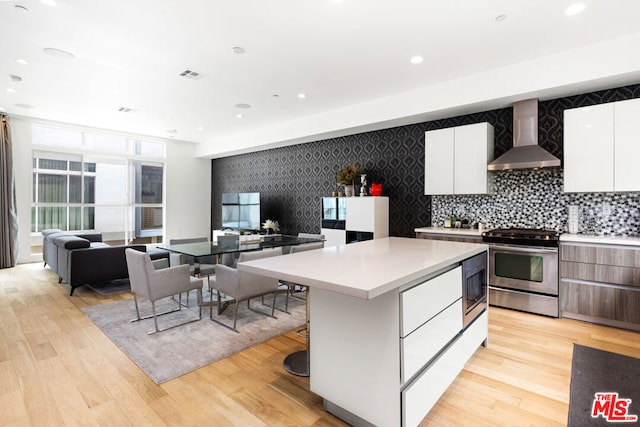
320,196,388,247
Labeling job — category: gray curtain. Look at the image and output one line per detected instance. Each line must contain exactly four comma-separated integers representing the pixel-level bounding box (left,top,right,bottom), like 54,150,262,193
0,115,19,268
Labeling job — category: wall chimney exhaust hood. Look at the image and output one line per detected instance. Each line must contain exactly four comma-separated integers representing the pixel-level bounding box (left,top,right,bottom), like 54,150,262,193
487,98,561,171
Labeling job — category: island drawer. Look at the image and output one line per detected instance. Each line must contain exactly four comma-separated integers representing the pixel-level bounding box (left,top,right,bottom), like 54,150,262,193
402,332,464,427
401,299,462,383
400,266,462,337
401,309,487,427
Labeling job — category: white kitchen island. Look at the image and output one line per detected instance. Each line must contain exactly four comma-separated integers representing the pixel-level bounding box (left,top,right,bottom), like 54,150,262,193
239,237,489,427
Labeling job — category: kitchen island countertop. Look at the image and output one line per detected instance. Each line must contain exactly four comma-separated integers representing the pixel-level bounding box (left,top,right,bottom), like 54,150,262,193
239,236,487,300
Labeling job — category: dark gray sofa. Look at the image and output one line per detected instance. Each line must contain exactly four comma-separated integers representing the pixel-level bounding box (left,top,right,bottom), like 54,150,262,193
42,229,168,295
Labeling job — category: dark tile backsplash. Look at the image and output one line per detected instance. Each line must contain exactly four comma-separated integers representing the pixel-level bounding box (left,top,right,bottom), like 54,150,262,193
212,83,640,238
432,169,640,236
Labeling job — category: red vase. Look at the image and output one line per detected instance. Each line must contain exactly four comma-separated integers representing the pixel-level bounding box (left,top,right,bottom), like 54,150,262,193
369,183,382,196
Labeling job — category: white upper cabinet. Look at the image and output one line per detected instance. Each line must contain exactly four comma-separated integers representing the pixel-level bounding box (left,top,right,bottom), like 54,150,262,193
454,123,494,194
424,127,455,194
564,103,614,193
564,98,640,193
614,98,640,192
424,122,494,195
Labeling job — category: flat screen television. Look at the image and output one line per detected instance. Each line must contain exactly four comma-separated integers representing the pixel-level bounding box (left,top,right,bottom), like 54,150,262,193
221,192,260,231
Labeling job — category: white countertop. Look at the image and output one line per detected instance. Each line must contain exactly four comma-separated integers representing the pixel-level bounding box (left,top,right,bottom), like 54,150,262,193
418,227,640,247
238,237,487,300
414,226,483,237
560,233,640,247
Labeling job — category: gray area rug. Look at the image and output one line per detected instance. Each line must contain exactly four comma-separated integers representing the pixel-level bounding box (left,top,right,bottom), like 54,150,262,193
568,344,640,426
82,291,305,384
86,279,131,295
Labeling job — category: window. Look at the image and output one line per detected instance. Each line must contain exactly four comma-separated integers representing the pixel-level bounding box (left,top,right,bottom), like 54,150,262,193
31,125,166,253
32,152,95,232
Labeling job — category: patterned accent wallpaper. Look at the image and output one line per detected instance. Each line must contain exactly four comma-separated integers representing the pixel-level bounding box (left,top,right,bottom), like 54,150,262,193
211,83,640,238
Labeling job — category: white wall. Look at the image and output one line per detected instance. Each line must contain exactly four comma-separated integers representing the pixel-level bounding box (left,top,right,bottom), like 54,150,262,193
164,140,211,243
10,117,211,264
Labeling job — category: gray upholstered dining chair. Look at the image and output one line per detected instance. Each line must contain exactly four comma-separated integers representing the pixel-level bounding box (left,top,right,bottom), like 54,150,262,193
168,237,217,281
210,247,282,333
215,234,239,268
125,248,203,334
168,237,216,307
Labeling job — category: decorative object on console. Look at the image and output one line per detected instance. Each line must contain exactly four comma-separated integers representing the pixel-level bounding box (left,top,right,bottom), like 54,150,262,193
262,219,280,235
359,174,368,197
369,182,382,196
336,164,363,197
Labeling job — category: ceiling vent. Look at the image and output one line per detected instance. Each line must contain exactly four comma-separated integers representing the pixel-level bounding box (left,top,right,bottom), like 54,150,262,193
117,106,137,113
179,69,203,80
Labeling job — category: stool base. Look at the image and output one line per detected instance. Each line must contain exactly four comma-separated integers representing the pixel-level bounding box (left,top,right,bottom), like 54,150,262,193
283,350,309,377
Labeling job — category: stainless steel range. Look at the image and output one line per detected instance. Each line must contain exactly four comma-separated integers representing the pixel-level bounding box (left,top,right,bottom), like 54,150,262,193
481,228,560,317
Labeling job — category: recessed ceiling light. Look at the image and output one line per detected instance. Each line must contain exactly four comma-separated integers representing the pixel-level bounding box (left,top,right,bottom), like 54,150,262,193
232,46,245,54
41,0,57,6
564,3,586,15
10,75,23,82
236,113,243,119
298,93,306,99
117,106,138,113
235,103,251,109
272,94,279,98
6,88,16,94
410,56,424,64
197,126,204,131
15,58,29,65
14,103,35,109
495,14,507,21
14,5,29,12
43,47,75,60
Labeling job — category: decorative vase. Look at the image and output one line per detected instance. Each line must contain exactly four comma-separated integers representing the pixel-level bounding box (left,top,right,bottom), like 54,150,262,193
344,184,355,197
369,182,382,196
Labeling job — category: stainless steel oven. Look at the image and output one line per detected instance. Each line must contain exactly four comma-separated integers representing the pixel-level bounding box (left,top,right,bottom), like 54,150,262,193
482,228,560,317
489,244,558,294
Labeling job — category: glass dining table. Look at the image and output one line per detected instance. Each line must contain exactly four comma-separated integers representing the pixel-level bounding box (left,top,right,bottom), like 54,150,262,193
158,233,324,311
159,234,323,268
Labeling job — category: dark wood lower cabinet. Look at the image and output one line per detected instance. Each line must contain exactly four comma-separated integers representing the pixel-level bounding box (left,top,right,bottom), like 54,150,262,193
560,242,640,332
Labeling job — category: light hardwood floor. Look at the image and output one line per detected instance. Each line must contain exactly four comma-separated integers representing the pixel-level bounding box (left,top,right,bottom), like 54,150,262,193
2,262,640,426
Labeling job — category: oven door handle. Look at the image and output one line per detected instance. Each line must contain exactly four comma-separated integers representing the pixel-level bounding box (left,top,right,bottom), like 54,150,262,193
489,244,558,254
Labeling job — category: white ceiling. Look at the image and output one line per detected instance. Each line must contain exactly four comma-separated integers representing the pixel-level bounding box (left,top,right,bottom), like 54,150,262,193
2,0,640,158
